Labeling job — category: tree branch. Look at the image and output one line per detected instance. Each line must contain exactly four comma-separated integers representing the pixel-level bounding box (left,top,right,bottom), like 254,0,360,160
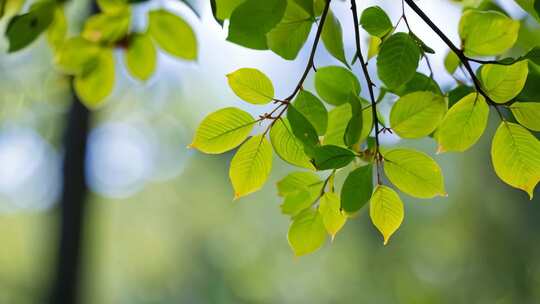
350,0,382,184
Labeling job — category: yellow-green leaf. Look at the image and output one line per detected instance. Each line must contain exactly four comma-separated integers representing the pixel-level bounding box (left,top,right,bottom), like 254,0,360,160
287,208,326,256
277,171,322,197
319,192,346,239
47,6,67,50
74,48,115,109
481,61,528,103
383,148,446,199
510,102,540,131
459,10,520,56
54,37,101,75
321,10,348,67
436,93,489,153
226,68,275,104
229,135,273,198
491,122,540,199
324,102,373,146
148,9,197,60
191,107,255,154
390,91,446,139
369,185,404,245
125,32,157,81
82,9,130,45
270,118,314,169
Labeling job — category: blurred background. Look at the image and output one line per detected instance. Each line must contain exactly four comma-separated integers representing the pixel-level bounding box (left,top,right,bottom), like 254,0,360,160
1,0,540,303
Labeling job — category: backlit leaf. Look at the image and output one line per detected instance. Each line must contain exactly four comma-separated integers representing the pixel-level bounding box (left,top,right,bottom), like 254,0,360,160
191,107,255,154
481,61,529,103
74,48,115,109
377,33,420,89
491,122,540,199
321,10,349,67
227,68,275,104
310,145,355,170
270,118,314,169
229,135,273,198
436,93,489,153
287,208,327,256
390,91,446,139
148,9,197,60
125,32,157,81
293,90,328,136
383,148,446,199
341,164,373,214
319,192,346,239
360,6,392,38
6,1,55,52
315,66,360,106
510,102,540,131
370,185,404,245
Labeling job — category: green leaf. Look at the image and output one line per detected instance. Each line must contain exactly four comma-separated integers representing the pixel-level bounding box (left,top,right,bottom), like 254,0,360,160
341,164,373,214
74,48,115,109
46,5,66,50
6,1,55,52
324,102,373,146
524,47,540,65
435,93,489,153
377,33,420,89
229,135,273,198
266,0,313,60
344,94,363,147
214,0,244,20
315,66,361,106
288,208,326,256
277,171,322,197
392,72,441,96
321,10,349,67
360,6,392,38
270,118,314,169
444,50,460,75
319,192,346,239
481,61,529,103
367,35,382,59
369,185,404,246
226,68,275,104
491,122,540,199
82,9,130,45
125,32,157,81
287,104,320,147
190,107,255,154
148,9,197,60
514,0,540,21
227,0,287,50
310,145,355,170
390,91,446,139
293,90,328,136
292,0,313,16
97,0,129,14
54,37,101,75
383,148,446,199
281,190,313,216
459,10,520,56
510,102,540,131
517,62,540,102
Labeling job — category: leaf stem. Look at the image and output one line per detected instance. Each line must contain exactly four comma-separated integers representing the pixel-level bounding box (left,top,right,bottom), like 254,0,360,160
350,0,383,185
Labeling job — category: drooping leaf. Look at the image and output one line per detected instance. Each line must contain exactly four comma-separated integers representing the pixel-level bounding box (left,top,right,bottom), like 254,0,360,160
390,91,446,139
517,62,540,102
321,10,349,67
148,9,197,60
74,48,115,109
6,1,55,52
360,6,392,38
229,135,273,198
491,122,540,199
436,93,489,153
190,107,255,154
125,32,157,81
227,0,287,50
281,190,314,216
267,0,313,60
324,102,373,146
46,5,67,50
481,61,529,103
370,185,404,245
510,102,540,131
319,192,346,239
444,50,460,75
287,208,326,256
383,148,446,198
377,33,420,89
310,145,355,170
459,10,520,56
315,66,361,106
344,94,363,147
293,90,328,136
54,37,101,75
341,164,373,214
214,0,244,21
227,68,275,104
392,72,441,96
270,118,314,169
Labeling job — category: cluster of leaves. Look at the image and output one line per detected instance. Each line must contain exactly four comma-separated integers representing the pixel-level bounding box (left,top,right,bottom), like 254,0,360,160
193,0,540,256
2,0,198,107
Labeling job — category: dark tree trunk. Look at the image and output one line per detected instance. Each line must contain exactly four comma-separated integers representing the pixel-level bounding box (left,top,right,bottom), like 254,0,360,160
48,90,91,304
